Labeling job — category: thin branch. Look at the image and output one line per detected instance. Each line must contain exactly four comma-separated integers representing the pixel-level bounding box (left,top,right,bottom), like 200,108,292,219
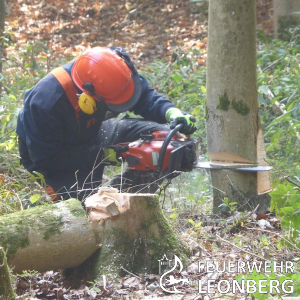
120,266,141,280
264,158,300,188
0,54,28,72
265,87,300,141
262,55,286,72
215,234,267,261
249,204,260,220
136,170,179,193
245,226,300,252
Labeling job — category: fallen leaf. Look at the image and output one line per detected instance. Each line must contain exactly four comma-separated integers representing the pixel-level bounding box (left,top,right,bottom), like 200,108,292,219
257,219,273,229
123,277,140,288
205,241,213,251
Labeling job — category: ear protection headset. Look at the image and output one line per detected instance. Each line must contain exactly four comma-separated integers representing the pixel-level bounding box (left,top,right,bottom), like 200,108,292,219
78,82,107,115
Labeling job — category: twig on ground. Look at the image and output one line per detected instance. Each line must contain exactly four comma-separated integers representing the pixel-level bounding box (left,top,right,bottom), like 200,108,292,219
136,171,178,194
245,227,300,253
249,204,260,219
215,234,266,261
120,266,141,280
160,178,173,209
197,243,213,257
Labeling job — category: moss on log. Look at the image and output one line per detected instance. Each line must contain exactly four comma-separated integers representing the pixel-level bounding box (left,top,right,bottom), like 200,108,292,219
0,199,102,273
82,194,188,281
0,247,16,300
0,193,187,280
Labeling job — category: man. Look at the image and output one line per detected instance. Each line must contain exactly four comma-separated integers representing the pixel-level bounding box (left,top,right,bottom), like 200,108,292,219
16,47,196,201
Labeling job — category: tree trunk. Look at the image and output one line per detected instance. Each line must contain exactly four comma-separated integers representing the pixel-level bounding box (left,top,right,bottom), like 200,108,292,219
0,247,16,300
273,0,300,39
0,0,4,31
206,0,270,214
0,194,186,278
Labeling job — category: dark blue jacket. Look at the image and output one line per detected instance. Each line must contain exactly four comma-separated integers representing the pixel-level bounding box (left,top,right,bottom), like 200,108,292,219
16,49,174,177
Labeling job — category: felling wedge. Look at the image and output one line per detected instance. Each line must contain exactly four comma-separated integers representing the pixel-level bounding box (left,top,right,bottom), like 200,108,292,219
196,125,272,195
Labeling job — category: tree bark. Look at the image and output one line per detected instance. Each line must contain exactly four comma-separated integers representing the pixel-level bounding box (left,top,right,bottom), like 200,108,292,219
206,0,270,214
0,195,186,278
273,0,300,39
0,247,16,300
0,199,102,273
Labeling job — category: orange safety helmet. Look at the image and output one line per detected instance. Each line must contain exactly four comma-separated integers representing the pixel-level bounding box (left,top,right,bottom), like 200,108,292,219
71,47,141,113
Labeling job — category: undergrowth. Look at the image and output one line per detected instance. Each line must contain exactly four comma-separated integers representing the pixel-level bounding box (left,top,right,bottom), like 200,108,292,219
0,28,300,298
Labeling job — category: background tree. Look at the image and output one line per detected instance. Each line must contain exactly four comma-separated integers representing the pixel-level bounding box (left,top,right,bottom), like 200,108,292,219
206,0,270,214
273,0,300,39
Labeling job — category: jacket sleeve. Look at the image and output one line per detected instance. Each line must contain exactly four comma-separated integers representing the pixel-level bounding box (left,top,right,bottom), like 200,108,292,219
22,98,100,175
130,75,175,123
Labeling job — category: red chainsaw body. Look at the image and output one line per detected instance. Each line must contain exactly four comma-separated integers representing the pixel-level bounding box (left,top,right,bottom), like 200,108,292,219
120,131,187,171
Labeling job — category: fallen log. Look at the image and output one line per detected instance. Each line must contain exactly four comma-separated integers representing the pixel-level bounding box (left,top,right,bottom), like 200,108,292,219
0,189,187,279
0,247,16,300
0,199,102,273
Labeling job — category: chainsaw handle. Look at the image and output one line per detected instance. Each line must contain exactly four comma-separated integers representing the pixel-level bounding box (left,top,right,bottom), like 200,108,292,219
154,123,183,178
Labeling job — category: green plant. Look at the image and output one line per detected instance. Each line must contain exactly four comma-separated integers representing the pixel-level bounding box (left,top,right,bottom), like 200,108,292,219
257,38,300,178
270,182,300,246
15,270,39,298
218,197,238,214
0,41,66,216
141,47,207,153
236,267,300,299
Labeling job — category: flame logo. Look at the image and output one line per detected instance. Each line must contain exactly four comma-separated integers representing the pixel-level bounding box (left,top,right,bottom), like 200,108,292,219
159,255,188,294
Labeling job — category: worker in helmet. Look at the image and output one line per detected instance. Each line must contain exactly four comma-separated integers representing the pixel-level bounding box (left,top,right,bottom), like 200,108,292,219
16,47,196,201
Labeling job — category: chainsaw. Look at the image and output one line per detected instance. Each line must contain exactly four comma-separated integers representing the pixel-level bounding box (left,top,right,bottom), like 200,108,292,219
104,123,272,193
102,124,198,193
109,124,198,180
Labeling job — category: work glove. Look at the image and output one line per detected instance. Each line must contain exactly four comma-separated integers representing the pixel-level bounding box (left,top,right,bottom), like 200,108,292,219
103,146,123,166
165,108,197,135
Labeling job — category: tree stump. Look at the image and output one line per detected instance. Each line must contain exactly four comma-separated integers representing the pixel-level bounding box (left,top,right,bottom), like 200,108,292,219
82,192,188,281
0,247,16,300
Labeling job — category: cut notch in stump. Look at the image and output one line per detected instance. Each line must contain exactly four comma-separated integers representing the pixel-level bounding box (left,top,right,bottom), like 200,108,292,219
80,190,189,281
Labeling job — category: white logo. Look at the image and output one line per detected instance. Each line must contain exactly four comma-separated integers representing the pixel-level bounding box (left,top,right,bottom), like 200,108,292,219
159,254,189,294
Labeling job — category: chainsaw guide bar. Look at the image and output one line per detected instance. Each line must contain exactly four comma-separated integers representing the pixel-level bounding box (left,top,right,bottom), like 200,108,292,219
195,162,272,172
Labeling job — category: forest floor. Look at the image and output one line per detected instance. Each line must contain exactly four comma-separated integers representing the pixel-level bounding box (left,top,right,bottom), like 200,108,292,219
5,0,274,68
4,1,296,300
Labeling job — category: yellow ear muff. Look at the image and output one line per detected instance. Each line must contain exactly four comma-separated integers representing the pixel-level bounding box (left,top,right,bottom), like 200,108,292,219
78,93,96,115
